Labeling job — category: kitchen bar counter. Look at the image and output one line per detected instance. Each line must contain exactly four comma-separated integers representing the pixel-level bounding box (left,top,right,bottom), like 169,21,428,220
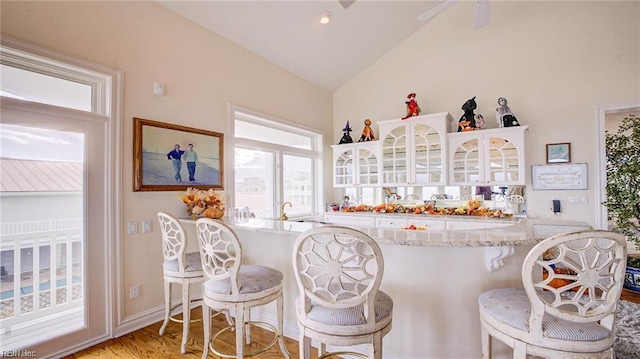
182,214,590,247
180,214,591,358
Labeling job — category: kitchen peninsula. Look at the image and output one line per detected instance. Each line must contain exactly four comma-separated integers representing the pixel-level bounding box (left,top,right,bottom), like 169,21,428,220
181,214,589,358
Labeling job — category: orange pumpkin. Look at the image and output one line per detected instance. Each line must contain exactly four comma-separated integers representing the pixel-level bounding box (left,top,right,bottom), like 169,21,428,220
203,207,224,219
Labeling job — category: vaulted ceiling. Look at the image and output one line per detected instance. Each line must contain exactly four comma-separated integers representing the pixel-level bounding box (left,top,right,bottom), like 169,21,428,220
157,1,445,92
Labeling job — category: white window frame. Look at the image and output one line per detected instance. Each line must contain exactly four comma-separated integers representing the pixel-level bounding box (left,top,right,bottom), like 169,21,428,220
227,104,324,218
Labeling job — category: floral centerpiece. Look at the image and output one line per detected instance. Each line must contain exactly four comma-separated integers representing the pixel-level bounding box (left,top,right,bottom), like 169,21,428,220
342,199,507,218
180,187,225,219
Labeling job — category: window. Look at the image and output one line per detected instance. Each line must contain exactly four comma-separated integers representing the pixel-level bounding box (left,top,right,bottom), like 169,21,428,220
230,107,323,219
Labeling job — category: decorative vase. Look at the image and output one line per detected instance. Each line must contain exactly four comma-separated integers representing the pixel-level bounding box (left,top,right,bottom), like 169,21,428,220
203,207,224,219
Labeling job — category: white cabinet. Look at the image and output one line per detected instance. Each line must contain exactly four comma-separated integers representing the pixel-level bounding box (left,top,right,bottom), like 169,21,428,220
324,214,375,227
375,217,407,228
377,112,452,186
331,141,380,187
445,220,513,230
447,126,528,186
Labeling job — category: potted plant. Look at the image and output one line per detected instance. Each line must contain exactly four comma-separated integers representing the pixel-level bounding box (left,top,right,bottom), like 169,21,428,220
605,114,640,293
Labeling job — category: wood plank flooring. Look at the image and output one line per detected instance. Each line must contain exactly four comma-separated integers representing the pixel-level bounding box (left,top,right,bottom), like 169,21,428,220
64,308,312,359
621,287,640,303
63,290,640,359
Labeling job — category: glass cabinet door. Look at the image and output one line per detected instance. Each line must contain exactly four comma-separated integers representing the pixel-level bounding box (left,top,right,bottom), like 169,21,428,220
487,136,520,183
357,147,379,185
451,138,481,184
413,123,444,185
334,148,354,187
381,126,408,185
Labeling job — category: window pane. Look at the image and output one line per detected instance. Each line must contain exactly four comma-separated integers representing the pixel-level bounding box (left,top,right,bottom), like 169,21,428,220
234,148,275,219
283,155,313,216
235,119,312,150
0,65,92,112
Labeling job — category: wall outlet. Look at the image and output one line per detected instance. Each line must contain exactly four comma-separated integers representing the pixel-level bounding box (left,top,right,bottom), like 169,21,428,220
130,284,140,299
568,196,588,205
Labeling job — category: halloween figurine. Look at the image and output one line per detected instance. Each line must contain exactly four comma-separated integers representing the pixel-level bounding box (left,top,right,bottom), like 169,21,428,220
338,121,353,144
402,93,421,120
358,119,375,142
457,96,485,132
496,97,520,128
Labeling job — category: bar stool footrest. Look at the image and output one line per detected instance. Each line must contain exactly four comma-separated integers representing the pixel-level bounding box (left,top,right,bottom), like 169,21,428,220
209,321,280,358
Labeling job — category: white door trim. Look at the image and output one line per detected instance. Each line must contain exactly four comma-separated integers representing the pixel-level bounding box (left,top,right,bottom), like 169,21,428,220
1,35,123,356
595,103,640,230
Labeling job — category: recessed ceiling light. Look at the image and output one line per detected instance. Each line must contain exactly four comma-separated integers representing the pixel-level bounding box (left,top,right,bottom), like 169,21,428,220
319,11,332,25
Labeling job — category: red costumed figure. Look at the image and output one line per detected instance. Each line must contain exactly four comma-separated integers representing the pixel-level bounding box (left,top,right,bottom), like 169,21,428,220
402,92,421,120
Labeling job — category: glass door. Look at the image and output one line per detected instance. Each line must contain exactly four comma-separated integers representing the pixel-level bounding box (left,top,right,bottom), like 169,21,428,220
0,104,109,355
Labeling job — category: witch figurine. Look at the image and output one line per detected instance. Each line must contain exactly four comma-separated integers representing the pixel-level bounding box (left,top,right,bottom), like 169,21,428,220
338,121,353,144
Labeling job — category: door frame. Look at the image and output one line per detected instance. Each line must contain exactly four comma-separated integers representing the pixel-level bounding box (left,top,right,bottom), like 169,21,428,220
1,35,123,356
595,103,640,230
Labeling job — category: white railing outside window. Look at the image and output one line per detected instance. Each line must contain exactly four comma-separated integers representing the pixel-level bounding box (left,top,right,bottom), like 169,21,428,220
0,219,83,332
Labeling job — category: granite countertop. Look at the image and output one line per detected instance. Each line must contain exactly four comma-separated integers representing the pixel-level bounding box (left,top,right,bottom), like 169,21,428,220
180,215,592,248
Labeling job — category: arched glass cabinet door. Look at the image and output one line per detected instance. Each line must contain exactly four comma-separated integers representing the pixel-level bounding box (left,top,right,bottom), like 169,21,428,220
333,146,354,187
357,145,379,186
413,123,444,185
381,126,409,185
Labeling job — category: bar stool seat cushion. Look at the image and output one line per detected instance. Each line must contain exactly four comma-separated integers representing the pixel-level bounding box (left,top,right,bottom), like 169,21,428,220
163,251,203,277
296,290,393,333
203,265,283,300
479,288,611,341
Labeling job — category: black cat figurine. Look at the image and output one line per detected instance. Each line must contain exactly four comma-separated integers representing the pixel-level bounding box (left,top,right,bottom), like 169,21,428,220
457,96,485,132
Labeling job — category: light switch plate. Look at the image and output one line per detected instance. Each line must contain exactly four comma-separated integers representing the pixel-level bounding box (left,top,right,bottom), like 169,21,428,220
142,220,152,233
127,222,138,235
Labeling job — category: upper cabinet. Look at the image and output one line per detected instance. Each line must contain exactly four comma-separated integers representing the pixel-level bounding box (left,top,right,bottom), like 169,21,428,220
377,112,452,186
331,141,380,187
447,126,528,186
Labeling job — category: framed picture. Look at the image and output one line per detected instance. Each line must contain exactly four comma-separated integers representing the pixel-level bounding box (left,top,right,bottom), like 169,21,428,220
133,118,224,191
531,163,588,190
546,142,571,163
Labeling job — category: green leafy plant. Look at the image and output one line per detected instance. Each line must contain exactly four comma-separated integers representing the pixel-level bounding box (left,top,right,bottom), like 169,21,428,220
605,114,640,263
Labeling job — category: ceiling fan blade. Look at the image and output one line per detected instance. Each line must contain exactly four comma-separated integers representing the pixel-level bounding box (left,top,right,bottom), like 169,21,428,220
474,0,490,28
417,0,458,22
339,0,356,10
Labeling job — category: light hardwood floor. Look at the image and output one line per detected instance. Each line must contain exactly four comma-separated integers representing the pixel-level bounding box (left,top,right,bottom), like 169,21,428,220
64,308,311,359
64,291,640,358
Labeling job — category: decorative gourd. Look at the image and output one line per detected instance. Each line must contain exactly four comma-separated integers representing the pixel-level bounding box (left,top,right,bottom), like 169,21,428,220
203,207,224,219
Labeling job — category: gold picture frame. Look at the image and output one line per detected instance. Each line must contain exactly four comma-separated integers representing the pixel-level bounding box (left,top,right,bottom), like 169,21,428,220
133,118,224,191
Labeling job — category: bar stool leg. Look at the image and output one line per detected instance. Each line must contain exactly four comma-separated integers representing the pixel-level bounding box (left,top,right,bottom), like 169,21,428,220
299,328,311,359
277,292,290,358
159,279,171,335
244,307,251,344
201,303,211,359
181,281,190,354
235,304,245,359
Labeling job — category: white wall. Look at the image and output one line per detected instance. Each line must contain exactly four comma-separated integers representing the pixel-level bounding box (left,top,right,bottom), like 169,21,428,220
333,1,640,226
1,1,333,321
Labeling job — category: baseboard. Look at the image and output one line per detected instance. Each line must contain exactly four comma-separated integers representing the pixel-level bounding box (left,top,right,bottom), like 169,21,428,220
113,304,166,338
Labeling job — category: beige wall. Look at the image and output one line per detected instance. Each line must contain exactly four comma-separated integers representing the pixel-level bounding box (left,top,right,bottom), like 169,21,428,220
2,0,640,345
334,1,640,224
1,1,333,320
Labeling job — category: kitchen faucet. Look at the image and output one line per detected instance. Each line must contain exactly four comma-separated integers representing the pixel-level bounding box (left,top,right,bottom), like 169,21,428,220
280,201,292,221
